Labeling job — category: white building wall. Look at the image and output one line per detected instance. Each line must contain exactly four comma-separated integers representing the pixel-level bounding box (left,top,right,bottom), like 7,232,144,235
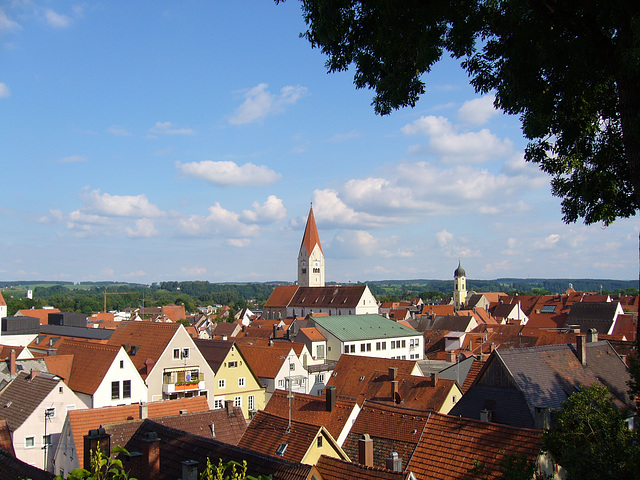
92,348,148,408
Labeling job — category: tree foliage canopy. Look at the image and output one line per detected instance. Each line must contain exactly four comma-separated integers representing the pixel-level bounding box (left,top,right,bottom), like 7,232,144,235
289,0,640,225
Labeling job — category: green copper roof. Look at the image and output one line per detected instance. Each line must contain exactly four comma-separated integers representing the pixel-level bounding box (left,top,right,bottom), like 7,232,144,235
310,314,421,342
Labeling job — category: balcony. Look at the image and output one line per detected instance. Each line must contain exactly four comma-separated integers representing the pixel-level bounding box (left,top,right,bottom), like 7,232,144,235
162,369,205,394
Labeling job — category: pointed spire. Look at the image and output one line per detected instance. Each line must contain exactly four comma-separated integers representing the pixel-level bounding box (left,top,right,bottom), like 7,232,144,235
301,205,322,255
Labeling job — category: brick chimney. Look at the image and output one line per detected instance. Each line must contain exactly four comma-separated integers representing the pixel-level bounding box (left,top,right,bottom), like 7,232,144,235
225,400,235,417
586,328,598,343
430,372,438,386
326,385,337,412
144,358,155,376
141,431,161,480
83,428,111,470
576,334,587,366
358,434,373,467
9,349,16,377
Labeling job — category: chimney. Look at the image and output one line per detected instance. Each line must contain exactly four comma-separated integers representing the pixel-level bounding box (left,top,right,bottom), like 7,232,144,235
358,434,373,467
225,400,235,417
181,460,199,480
480,409,493,423
9,349,16,377
447,351,457,363
386,452,402,472
388,367,397,381
144,358,155,376
587,328,598,343
141,432,161,480
139,402,148,419
431,373,438,386
534,407,551,430
273,324,278,339
391,380,399,402
83,428,111,470
326,385,337,412
576,334,587,366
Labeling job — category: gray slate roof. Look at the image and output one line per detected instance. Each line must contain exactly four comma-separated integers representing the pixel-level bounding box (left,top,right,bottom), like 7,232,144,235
39,324,114,340
564,301,621,333
311,314,421,342
0,371,61,431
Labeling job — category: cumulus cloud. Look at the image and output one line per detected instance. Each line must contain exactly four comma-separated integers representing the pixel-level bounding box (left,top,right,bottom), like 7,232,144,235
149,121,195,135
402,115,512,164
79,188,165,218
177,160,281,186
181,266,207,276
44,9,72,28
125,219,159,238
331,230,410,259
230,83,308,125
175,202,259,239
311,189,389,228
458,95,499,125
436,230,454,247
241,195,287,223
534,233,560,250
0,83,10,98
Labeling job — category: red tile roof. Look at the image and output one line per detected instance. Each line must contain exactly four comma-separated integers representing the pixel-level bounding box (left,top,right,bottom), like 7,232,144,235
407,413,542,480
162,304,187,322
264,389,356,441
106,321,180,379
54,339,122,395
264,286,300,308
315,455,406,480
0,419,14,456
68,396,209,466
301,206,322,255
0,292,5,307
17,308,61,325
236,344,293,379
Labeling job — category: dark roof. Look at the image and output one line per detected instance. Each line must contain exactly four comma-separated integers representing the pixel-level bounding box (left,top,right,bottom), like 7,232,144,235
564,301,621,333
39,324,114,340
0,371,61,431
0,448,55,480
115,418,312,480
315,455,406,480
194,338,235,372
289,285,368,309
0,420,14,456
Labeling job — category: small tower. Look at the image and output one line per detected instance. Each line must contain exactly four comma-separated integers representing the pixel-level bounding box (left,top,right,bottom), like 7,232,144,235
453,260,467,311
298,205,325,287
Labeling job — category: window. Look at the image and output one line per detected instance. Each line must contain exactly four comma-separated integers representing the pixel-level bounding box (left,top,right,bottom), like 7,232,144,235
238,377,246,387
120,360,124,369
58,386,63,393
376,342,381,351
402,340,406,348
25,437,35,448
350,345,355,353
234,396,242,407
181,348,190,359
213,399,224,409
123,380,131,399
290,363,295,371
366,343,371,351
218,379,226,389
42,435,52,446
360,343,366,352
248,395,255,412
111,381,119,400
173,348,180,359
317,436,323,447
45,407,56,419
391,341,396,349
278,379,284,388
228,361,238,368
316,374,324,384
316,345,325,359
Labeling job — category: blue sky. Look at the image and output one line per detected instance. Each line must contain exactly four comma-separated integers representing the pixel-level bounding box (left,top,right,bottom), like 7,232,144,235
1,1,638,284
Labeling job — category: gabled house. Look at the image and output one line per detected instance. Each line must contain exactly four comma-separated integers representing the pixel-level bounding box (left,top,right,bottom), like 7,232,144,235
194,339,266,419
449,335,635,429
106,322,215,405
326,355,423,401
563,301,625,334
49,339,147,408
237,343,309,402
237,410,349,465
0,371,85,472
310,314,423,361
489,301,529,325
264,387,360,446
406,412,548,480
53,396,209,477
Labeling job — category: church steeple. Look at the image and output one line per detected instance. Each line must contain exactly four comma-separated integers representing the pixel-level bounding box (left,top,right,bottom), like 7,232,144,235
453,259,467,311
298,205,325,287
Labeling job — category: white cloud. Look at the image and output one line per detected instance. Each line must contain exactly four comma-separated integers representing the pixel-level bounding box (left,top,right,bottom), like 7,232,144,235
534,234,560,250
458,95,499,125
241,195,287,223
107,126,133,136
402,115,512,164
331,230,409,259
227,238,251,247
175,202,260,239
149,121,195,135
177,160,281,186
60,155,87,163
181,266,207,276
0,9,21,32
0,83,10,98
312,189,389,228
80,188,165,218
229,83,308,125
436,230,454,247
44,9,71,28
125,219,159,238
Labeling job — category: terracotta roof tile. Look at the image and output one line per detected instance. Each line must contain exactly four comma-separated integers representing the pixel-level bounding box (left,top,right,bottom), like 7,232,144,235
264,389,356,441
0,419,14,456
238,410,323,463
17,308,61,325
264,286,300,308
106,321,180,379
315,455,406,480
407,413,542,480
236,344,292,379
68,396,209,465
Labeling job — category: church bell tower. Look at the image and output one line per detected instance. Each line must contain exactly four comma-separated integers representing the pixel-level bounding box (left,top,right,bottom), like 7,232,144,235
298,205,325,287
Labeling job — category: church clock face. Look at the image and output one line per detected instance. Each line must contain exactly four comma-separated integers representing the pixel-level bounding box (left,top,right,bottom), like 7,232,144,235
314,261,319,267
301,261,306,267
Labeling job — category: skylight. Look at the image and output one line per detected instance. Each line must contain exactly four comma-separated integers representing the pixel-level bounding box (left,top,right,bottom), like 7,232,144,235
275,443,288,456
540,305,556,313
